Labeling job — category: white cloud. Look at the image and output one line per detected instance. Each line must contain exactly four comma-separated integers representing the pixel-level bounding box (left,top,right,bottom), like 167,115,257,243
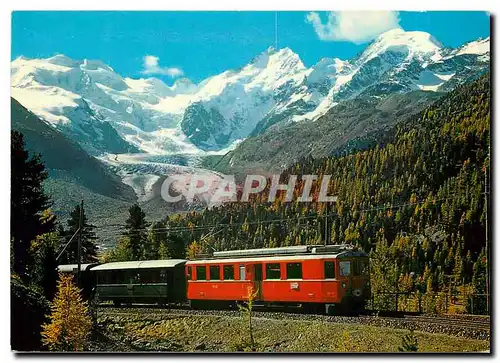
141,55,183,77
306,11,401,44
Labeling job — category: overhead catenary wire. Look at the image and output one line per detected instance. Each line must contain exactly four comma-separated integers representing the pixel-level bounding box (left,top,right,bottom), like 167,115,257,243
56,227,80,261
92,196,456,237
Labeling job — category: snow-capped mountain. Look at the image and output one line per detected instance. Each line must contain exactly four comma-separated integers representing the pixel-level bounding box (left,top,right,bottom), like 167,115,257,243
11,29,489,156
179,47,309,149
257,29,489,129
11,55,201,155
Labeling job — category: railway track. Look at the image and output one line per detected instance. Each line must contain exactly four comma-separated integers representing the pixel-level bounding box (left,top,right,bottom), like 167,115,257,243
401,315,490,331
97,305,490,341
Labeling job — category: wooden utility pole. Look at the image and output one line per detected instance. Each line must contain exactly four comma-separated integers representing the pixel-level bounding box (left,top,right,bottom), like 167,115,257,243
77,199,83,286
324,202,328,246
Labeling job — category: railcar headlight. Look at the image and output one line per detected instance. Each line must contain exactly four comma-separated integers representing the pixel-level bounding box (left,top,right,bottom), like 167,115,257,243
341,282,347,289
365,281,370,288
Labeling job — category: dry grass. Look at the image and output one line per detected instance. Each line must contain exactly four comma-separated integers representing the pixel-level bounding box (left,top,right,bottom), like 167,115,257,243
96,313,490,353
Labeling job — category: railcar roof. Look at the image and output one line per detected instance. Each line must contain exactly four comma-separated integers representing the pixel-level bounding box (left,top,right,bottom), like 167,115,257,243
186,251,368,265
57,263,98,272
91,259,187,271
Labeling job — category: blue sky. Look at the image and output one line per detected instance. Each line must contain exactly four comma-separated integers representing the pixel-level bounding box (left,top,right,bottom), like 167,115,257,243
12,11,490,85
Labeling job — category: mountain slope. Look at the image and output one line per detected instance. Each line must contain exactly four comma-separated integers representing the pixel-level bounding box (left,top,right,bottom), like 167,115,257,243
251,30,489,134
11,97,136,201
213,90,444,173
11,98,139,246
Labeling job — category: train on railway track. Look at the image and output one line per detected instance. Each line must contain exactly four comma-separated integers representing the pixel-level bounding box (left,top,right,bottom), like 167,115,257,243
58,244,371,314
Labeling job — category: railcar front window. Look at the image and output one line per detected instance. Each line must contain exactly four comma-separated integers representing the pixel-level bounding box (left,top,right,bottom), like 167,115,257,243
209,265,220,280
286,262,302,279
223,265,235,280
339,261,351,277
324,261,335,279
353,261,360,276
196,266,206,280
266,263,281,279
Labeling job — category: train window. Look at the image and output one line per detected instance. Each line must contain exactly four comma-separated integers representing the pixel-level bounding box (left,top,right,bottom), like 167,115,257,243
118,270,128,284
196,266,207,280
140,270,151,283
187,266,192,280
324,261,335,279
160,270,167,281
123,270,136,284
209,265,220,280
223,265,235,280
286,262,302,279
98,272,107,284
353,260,368,276
339,261,351,277
105,272,113,284
141,270,161,283
239,265,246,280
266,263,281,279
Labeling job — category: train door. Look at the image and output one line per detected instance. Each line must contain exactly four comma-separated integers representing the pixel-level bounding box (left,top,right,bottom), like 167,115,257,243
253,264,263,300
351,259,369,301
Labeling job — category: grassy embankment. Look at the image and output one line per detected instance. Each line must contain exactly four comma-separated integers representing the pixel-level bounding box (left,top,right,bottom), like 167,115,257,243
92,313,489,352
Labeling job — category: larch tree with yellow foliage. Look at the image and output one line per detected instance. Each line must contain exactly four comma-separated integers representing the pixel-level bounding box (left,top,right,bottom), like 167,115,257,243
41,273,92,351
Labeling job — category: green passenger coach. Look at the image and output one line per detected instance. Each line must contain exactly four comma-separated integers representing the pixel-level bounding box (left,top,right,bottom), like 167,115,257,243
92,259,187,306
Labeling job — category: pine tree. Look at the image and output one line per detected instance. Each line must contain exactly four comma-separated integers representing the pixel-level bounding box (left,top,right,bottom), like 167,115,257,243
166,234,186,259
471,248,487,314
41,273,92,351
11,275,50,351
144,221,164,260
237,286,258,351
11,131,54,280
59,204,98,264
124,204,150,260
102,236,134,262
158,241,169,259
31,230,60,301
186,240,203,259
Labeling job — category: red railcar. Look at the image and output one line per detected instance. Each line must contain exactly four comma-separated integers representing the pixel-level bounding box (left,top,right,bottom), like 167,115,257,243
186,245,370,314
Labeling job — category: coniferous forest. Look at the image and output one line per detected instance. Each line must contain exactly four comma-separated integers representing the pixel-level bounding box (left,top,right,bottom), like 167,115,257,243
103,74,490,313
